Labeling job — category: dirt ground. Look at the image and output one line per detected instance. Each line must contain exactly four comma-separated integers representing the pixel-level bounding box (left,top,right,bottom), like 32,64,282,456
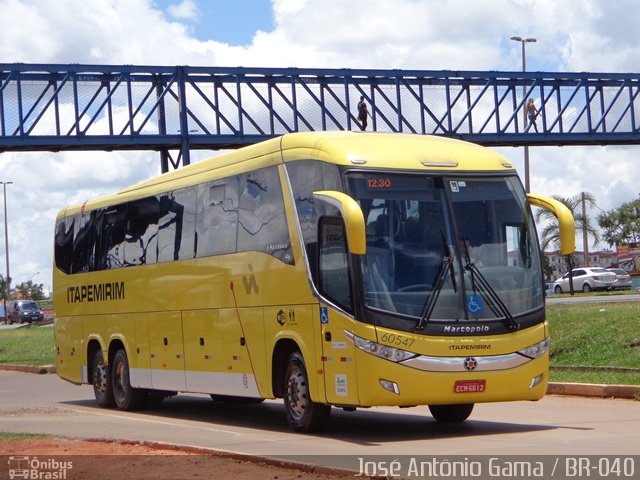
0,437,354,480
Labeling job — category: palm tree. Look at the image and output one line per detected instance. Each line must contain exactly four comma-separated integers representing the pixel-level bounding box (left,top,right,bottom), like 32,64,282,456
534,192,600,270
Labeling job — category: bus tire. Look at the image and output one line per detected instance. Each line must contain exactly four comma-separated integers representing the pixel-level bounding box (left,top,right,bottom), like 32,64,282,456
428,403,474,423
283,351,330,432
92,349,115,408
111,349,145,411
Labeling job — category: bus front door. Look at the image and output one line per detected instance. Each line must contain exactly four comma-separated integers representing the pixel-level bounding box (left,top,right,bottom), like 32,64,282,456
318,305,360,406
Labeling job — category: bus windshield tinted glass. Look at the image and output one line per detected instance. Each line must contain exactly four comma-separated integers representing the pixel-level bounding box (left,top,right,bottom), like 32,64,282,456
346,173,543,321
449,176,543,318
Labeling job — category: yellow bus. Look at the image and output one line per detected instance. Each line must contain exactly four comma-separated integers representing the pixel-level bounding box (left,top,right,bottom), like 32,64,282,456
53,131,574,432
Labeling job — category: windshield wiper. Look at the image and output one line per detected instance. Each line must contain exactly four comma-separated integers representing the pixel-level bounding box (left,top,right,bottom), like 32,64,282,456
415,230,457,331
462,239,519,331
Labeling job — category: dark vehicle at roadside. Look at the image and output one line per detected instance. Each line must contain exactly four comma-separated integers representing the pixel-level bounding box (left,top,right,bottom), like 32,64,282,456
607,268,632,290
7,300,44,324
544,283,555,296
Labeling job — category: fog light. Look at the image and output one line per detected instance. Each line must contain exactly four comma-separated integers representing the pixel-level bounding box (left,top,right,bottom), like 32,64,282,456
380,379,400,395
529,374,544,389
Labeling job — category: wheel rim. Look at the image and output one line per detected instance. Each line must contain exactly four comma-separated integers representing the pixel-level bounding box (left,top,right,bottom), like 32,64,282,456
113,361,126,402
94,362,108,396
286,365,308,421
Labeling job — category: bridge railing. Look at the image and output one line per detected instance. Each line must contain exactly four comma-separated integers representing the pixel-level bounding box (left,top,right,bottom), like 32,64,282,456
2,64,639,170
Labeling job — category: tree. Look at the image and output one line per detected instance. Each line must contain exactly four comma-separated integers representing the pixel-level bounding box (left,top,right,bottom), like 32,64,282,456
0,274,9,301
597,198,640,247
534,192,600,271
14,281,46,301
541,254,554,281
535,192,600,250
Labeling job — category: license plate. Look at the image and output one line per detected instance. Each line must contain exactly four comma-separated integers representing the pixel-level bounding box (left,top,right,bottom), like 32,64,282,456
454,379,486,393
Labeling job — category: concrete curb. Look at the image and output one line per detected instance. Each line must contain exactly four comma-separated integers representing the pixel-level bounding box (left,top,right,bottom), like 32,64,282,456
547,382,640,399
0,364,56,374
0,364,638,399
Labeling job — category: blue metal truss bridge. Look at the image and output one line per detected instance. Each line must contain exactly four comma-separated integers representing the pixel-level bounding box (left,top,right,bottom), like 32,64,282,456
2,63,640,172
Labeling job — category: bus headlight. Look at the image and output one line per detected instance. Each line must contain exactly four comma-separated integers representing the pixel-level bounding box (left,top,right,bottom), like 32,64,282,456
344,331,417,363
518,338,550,359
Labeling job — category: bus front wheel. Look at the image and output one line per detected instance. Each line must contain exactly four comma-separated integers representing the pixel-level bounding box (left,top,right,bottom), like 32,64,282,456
283,352,330,432
92,349,115,408
111,349,145,410
428,403,474,423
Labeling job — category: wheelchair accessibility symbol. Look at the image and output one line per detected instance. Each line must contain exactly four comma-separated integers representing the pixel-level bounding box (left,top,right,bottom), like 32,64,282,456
466,295,484,314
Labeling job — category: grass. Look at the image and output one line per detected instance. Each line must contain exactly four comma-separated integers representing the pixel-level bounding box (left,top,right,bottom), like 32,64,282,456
0,325,55,365
1,302,638,385
549,369,640,385
0,432,49,442
547,301,640,385
547,302,640,367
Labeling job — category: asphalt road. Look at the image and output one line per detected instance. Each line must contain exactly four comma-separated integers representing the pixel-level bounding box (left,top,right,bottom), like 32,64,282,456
0,370,638,472
546,293,639,305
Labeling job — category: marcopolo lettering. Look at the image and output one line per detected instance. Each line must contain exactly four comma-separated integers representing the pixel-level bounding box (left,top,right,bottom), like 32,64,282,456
443,325,490,334
67,282,125,303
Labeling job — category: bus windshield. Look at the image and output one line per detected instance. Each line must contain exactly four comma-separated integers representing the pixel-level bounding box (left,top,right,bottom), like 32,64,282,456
345,173,543,322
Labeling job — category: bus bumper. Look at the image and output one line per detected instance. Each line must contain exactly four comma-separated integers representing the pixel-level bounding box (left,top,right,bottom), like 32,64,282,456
354,350,549,407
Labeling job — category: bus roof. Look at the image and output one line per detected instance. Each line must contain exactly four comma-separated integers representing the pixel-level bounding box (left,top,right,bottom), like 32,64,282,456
280,131,511,169
59,132,514,217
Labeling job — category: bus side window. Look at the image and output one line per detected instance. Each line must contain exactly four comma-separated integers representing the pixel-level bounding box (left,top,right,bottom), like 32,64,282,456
125,197,159,266
98,207,127,269
55,218,75,274
70,212,92,273
196,178,239,257
318,217,353,312
171,187,197,260
287,160,341,279
238,167,293,264
155,191,189,262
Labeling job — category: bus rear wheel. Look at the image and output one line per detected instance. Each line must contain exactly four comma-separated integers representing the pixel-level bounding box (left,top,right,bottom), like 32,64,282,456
111,349,145,410
428,403,474,423
283,352,330,433
92,349,114,407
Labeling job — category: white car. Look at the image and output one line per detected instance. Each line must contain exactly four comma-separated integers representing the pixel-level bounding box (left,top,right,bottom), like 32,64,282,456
553,267,616,293
607,268,632,290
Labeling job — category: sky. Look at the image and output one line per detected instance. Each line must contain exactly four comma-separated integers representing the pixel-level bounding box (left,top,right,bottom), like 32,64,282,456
0,0,639,293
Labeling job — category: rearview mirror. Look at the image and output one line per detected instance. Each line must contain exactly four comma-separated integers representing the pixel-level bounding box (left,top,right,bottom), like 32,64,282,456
312,190,366,255
527,193,576,255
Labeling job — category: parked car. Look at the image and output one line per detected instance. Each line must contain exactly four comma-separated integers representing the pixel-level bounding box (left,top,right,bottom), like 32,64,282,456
553,267,617,294
606,268,632,290
7,300,44,324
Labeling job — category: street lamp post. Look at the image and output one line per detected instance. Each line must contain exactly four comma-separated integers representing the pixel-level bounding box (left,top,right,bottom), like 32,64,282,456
1,181,12,323
510,36,536,193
